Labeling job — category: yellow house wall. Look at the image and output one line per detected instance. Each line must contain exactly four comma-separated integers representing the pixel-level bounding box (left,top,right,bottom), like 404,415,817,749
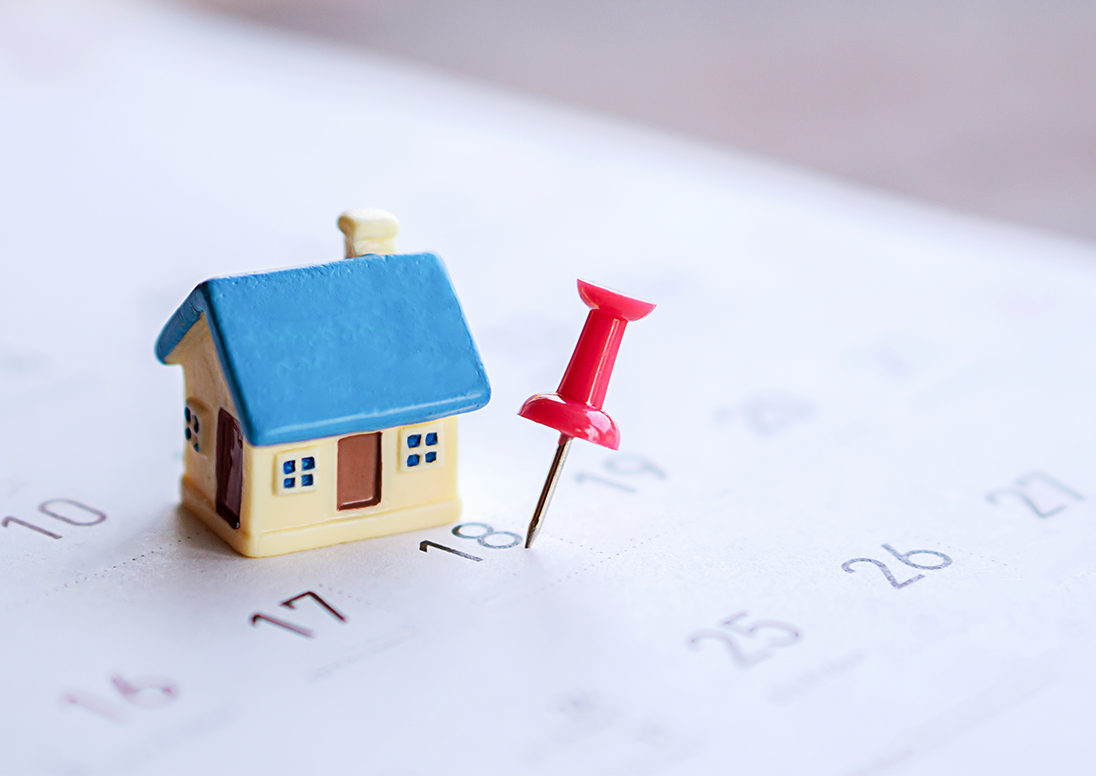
163,316,249,530
244,416,460,556
165,315,463,557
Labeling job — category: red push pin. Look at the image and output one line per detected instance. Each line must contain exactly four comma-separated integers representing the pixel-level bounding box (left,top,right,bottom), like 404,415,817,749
519,280,656,547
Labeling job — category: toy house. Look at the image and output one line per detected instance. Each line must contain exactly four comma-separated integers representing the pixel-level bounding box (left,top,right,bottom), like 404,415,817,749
155,210,490,557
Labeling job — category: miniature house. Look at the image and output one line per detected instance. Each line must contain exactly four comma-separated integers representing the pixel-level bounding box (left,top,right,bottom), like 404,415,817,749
155,210,490,557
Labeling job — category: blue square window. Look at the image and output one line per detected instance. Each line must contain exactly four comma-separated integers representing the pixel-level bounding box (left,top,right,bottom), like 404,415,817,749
407,434,422,448
184,407,191,422
283,460,295,475
407,454,420,467
425,432,438,446
301,457,315,471
185,428,192,440
301,474,314,487
283,477,295,488
425,451,437,463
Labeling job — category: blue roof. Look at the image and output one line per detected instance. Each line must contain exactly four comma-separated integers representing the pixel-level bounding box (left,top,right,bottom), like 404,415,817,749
156,253,491,446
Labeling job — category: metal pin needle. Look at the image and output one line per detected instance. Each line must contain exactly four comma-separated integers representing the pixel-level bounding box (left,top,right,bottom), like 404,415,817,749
524,435,573,548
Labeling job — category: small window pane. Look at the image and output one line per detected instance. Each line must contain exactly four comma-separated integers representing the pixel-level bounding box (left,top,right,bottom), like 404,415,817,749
425,451,436,463
302,457,315,471
425,432,438,446
283,477,295,488
301,474,314,487
407,434,421,448
407,454,420,467
283,460,295,475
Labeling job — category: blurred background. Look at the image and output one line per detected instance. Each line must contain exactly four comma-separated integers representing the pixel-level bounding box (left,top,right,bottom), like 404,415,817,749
188,0,1096,241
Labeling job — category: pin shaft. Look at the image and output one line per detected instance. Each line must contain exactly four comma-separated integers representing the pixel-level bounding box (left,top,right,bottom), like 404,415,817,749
524,436,573,548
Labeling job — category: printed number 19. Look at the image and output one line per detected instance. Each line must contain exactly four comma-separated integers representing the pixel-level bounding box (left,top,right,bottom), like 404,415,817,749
576,454,666,492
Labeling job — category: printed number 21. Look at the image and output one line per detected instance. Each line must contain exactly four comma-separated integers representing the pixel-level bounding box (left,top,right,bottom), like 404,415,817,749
988,472,1083,518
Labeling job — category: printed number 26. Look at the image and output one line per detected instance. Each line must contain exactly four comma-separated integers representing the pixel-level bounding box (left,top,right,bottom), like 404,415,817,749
842,544,952,589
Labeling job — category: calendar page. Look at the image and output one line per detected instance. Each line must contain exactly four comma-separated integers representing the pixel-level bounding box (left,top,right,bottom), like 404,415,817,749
2,2,1096,774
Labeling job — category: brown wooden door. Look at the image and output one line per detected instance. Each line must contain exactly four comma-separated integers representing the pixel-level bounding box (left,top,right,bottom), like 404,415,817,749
338,433,381,510
215,409,244,529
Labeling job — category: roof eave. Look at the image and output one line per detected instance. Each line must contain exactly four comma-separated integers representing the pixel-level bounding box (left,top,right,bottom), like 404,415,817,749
155,284,212,363
248,387,492,447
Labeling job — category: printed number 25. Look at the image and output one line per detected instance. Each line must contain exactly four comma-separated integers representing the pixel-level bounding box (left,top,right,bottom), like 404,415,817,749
688,612,801,668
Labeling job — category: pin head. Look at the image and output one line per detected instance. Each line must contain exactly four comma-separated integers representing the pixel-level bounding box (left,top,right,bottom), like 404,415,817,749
576,280,657,322
518,280,655,449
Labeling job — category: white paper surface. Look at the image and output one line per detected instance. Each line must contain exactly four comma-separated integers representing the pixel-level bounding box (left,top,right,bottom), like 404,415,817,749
2,2,1096,774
